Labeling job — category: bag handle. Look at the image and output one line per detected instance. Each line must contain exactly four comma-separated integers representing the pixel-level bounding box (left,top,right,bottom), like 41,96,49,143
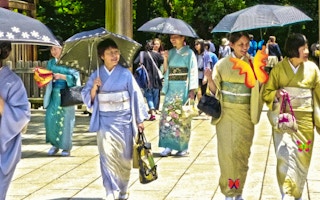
147,51,161,72
280,92,295,117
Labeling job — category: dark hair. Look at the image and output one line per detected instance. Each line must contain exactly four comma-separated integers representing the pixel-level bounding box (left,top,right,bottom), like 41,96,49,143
0,42,12,60
145,40,153,51
194,38,205,54
204,40,210,50
229,32,250,44
97,38,118,57
284,33,308,58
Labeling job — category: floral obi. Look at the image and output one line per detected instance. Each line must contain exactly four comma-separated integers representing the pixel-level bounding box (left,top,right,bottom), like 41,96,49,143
168,67,188,80
283,87,312,112
98,91,130,112
221,82,251,104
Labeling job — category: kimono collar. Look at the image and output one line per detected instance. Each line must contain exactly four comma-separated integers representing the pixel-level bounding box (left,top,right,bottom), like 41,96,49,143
231,52,246,60
175,45,190,55
103,65,115,75
288,59,300,74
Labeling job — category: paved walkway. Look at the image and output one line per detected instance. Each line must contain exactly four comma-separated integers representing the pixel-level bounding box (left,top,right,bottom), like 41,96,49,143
6,107,320,200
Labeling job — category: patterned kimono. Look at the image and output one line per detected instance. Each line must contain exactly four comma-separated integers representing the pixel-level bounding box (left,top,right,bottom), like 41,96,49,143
159,45,198,151
211,54,263,197
45,58,80,151
0,66,30,199
81,65,148,198
262,58,320,198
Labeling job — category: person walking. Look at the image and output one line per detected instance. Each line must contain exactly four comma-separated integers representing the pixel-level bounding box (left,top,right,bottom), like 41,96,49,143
218,37,232,59
204,32,264,200
266,35,283,73
194,39,213,110
0,42,31,199
152,38,165,114
248,34,257,56
81,38,148,200
262,33,320,200
45,40,81,157
134,40,164,120
159,34,198,157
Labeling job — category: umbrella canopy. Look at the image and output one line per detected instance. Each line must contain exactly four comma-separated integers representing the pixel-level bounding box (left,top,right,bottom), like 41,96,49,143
0,7,60,46
58,27,142,73
138,17,199,38
212,4,312,33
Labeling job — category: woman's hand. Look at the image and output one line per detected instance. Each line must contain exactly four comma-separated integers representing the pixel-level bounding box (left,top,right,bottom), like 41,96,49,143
93,77,102,91
53,73,66,80
0,96,4,115
276,89,287,99
138,123,144,133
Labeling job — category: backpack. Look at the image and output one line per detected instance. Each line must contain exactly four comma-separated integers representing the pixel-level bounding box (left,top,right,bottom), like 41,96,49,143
134,52,150,88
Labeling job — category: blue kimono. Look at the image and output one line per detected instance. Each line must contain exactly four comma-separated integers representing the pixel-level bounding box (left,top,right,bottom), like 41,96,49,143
44,58,80,151
0,66,30,199
81,65,148,198
159,45,198,151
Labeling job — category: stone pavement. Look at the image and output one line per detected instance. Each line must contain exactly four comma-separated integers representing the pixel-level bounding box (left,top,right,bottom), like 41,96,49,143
6,108,320,200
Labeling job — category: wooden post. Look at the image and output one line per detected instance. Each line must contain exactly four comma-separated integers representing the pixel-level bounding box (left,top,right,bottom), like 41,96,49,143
106,0,134,71
105,0,133,38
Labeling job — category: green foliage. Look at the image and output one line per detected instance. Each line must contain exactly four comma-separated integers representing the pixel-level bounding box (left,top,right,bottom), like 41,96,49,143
37,0,318,58
37,0,104,41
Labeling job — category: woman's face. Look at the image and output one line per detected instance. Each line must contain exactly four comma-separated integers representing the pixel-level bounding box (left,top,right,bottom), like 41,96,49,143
170,35,185,49
100,47,120,68
298,43,309,62
230,36,250,58
195,42,201,52
153,40,161,52
50,46,62,59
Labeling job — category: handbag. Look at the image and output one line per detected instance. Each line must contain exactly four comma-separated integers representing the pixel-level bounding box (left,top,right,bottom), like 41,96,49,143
134,130,158,184
147,51,164,80
267,92,298,132
278,92,298,132
197,94,221,118
182,98,198,118
60,86,84,107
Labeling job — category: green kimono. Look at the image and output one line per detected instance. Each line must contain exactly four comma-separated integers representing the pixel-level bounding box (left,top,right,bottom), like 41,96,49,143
159,45,198,151
262,58,320,198
212,54,263,197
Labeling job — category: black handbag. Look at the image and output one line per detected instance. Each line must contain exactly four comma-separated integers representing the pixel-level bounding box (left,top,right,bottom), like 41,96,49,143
197,94,221,118
134,130,158,184
60,86,84,107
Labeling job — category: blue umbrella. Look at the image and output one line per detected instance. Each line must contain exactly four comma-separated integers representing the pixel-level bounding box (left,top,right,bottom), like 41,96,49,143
212,5,312,33
138,17,198,38
58,27,142,73
0,7,60,46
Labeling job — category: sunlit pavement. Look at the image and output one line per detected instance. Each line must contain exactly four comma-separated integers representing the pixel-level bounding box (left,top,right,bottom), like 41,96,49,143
7,105,320,200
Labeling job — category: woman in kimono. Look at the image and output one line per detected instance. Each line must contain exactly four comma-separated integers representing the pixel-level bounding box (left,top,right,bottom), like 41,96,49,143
81,38,148,200
0,42,30,199
45,43,80,157
262,33,320,200
204,32,264,200
159,34,198,157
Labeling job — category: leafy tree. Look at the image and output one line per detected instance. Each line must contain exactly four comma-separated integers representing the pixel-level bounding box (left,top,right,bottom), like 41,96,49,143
37,0,105,40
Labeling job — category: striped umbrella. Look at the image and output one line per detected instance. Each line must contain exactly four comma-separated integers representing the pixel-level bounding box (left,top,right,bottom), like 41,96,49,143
212,4,312,33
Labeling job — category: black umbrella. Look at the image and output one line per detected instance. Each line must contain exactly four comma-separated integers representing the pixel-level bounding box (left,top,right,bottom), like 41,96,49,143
58,27,142,74
138,17,198,38
0,7,59,46
212,4,312,33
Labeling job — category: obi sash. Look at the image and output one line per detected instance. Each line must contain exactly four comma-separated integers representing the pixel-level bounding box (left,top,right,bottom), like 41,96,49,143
221,82,251,104
98,91,130,112
284,87,312,112
168,67,188,80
